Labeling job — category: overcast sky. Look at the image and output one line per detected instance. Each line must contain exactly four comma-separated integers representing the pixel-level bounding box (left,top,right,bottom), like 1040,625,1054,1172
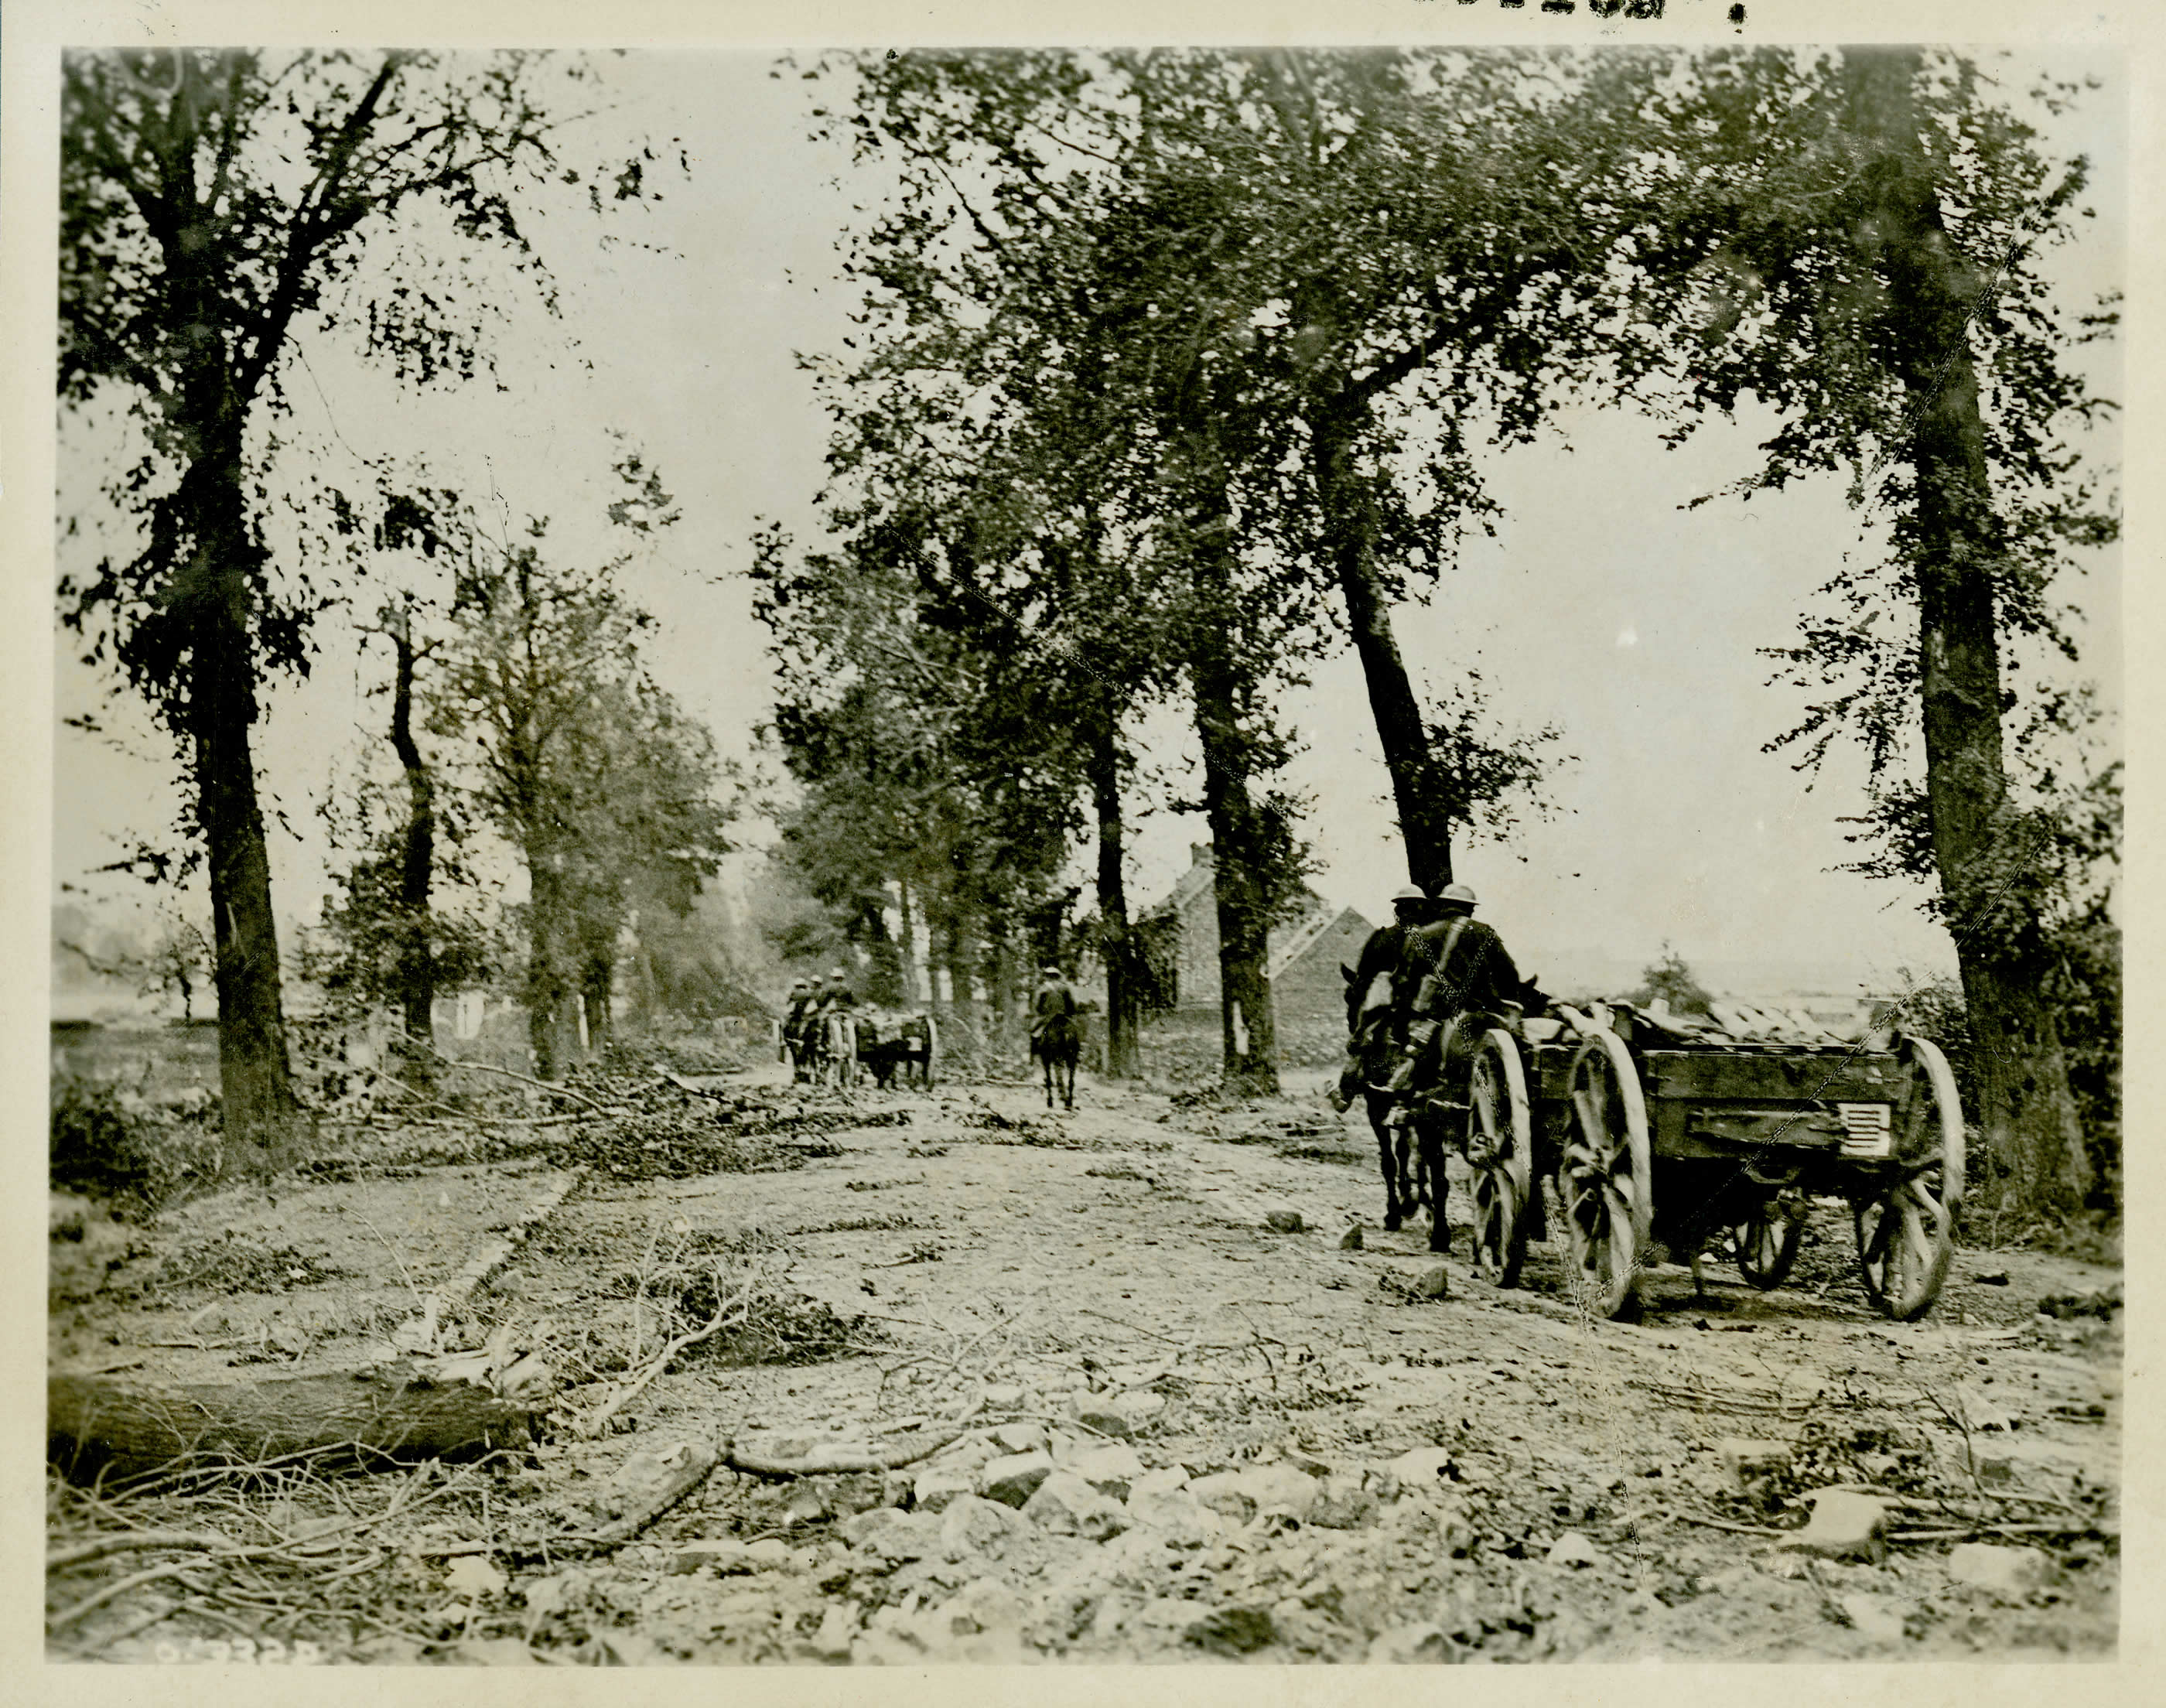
49,46,2123,992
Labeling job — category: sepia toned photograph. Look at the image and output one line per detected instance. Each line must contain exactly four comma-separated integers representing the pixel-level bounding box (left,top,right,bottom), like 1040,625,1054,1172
29,3,2125,1669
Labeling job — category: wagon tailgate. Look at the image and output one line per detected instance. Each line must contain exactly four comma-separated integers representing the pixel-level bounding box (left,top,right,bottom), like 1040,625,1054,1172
1636,1049,1902,1152
1641,1049,1903,1104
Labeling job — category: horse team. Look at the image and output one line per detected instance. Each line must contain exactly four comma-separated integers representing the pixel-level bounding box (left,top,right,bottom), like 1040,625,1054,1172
777,964,1080,1109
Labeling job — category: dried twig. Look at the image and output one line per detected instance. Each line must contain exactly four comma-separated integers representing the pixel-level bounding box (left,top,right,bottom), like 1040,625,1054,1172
573,1266,759,1440
719,1392,989,1480
424,1050,611,1113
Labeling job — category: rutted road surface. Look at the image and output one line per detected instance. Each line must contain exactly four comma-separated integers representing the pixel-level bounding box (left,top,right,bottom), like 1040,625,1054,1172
505,1066,2120,1663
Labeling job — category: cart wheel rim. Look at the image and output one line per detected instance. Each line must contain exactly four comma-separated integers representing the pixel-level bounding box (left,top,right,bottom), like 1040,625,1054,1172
1850,1034,1963,1320
1854,1176,1953,1320
1466,1030,1532,1286
1561,1028,1650,1317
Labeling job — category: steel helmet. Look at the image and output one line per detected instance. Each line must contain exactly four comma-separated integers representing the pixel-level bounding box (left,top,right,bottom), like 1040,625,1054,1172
1389,885,1426,907
1438,883,1478,909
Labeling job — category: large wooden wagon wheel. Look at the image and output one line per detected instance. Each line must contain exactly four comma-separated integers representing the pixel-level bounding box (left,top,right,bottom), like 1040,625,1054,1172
1732,1192,1806,1290
1465,1029,1534,1288
1853,1033,1965,1320
1560,1027,1652,1319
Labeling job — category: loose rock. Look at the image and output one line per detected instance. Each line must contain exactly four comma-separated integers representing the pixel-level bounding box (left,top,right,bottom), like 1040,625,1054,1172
1070,1440,1146,1498
1717,1436,1793,1491
1265,1210,1305,1233
912,1464,977,1513
1339,1226,1364,1250
1840,1592,1907,1642
979,1448,1056,1507
941,1493,1032,1563
1548,1531,1602,1569
1413,1264,1450,1299
1778,1490,1890,1564
1190,1471,1254,1522
1184,1604,1277,1656
1369,1622,1451,1663
1023,1468,1131,1541
1235,1461,1319,1522
1947,1542,2052,1597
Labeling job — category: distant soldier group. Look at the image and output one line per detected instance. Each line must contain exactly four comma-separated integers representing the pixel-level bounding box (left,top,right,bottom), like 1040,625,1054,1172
781,968,855,1083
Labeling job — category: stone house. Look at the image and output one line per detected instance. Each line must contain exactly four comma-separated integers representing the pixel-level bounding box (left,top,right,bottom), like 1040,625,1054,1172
1132,844,1374,1071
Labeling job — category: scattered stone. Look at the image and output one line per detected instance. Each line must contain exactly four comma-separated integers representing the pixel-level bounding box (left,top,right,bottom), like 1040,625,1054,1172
1973,1271,2010,1287
1310,1473,1379,1530
1412,1264,1449,1300
1131,1465,1190,1499
1265,1210,1305,1234
1075,1406,1134,1440
1113,1389,1168,1432
941,1493,1032,1563
1190,1471,1255,1522
1387,1446,1457,1487
805,1601,859,1662
1126,1484,1211,1546
992,1420,1045,1454
912,1464,977,1513
1947,1542,2051,1597
1717,1436,1793,1491
1369,1623,1452,1663
1840,1592,1907,1642
1547,1531,1602,1569
443,1555,506,1599
669,1538,756,1573
838,1508,904,1548
982,1384,1027,1412
1023,1469,1132,1541
1071,1441,1146,1498
1183,1605,1277,1656
980,1449,1057,1507
1778,1490,1890,1564
1235,1461,1319,1522
1339,1225,1364,1250
1961,1444,2017,1488
849,1508,945,1564
743,1538,793,1566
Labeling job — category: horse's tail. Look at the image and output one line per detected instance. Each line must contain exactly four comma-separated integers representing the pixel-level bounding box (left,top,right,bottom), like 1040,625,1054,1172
923,1013,938,1089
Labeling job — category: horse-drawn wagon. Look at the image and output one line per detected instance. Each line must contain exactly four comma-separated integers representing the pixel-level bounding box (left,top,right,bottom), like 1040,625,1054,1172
1416,999,1966,1322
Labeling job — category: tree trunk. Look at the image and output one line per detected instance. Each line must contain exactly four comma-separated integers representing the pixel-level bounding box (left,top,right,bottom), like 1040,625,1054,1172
526,848,571,1080
1191,658,1282,1095
1847,47,2092,1213
1088,712,1142,1078
50,1366,533,1486
385,610,437,1052
183,453,307,1176
1312,398,1456,894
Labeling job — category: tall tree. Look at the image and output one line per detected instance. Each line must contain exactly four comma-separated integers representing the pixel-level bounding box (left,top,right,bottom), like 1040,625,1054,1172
430,490,727,1078
57,48,673,1167
1624,47,2117,1211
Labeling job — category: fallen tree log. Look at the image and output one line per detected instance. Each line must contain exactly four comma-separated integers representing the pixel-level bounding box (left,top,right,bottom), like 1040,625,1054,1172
48,1365,536,1484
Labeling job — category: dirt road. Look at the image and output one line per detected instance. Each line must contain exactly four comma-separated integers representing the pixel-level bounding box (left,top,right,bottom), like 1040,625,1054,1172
49,1066,2120,1663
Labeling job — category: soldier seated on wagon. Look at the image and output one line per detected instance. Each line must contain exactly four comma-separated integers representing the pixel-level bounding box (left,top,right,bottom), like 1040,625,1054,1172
1328,883,1437,1114
1388,883,1531,1105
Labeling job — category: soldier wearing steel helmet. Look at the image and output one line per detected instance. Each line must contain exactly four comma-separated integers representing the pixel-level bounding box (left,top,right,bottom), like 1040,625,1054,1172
1388,882,1527,1094
1327,883,1438,1113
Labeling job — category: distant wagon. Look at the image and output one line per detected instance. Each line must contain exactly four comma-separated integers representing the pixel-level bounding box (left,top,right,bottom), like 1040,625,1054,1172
1415,999,1965,1322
